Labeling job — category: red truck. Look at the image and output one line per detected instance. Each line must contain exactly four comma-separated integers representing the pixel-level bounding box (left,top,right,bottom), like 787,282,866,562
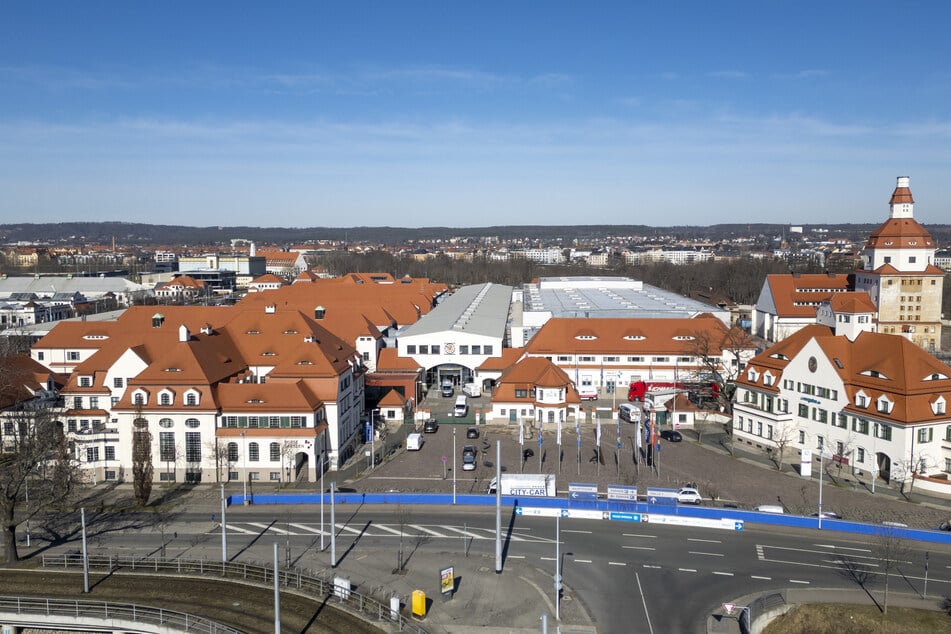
628,379,719,402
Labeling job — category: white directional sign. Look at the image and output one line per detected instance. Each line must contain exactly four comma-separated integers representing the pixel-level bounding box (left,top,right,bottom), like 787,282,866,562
607,485,638,502
515,506,562,518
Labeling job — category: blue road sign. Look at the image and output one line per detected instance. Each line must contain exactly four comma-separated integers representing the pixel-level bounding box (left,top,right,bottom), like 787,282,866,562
734,521,744,531
515,507,523,516
609,512,642,522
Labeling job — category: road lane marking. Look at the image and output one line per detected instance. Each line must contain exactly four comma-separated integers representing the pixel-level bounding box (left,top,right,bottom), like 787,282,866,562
508,555,525,559
689,551,724,557
441,526,484,538
374,525,406,536
713,571,734,576
688,538,721,543
790,580,810,584
751,576,771,580
409,524,447,537
226,525,259,535
624,534,656,538
575,559,592,563
623,546,656,551
562,529,592,534
609,561,627,566
540,557,556,561
336,525,366,535
246,522,294,535
635,572,654,634
823,559,879,567
289,523,324,534
679,568,697,573
643,565,662,569
815,544,871,552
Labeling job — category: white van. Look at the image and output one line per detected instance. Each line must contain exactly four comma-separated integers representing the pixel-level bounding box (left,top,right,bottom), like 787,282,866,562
618,403,638,423
463,382,482,397
406,433,423,451
454,395,468,417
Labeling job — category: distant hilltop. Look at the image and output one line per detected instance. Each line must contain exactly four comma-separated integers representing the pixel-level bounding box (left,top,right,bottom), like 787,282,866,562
3,221,950,247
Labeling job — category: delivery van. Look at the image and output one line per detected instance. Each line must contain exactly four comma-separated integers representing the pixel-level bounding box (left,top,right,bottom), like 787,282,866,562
619,403,638,423
406,433,423,451
454,395,468,417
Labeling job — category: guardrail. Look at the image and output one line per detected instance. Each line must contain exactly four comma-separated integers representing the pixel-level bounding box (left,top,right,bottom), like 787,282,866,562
0,595,239,633
41,554,428,634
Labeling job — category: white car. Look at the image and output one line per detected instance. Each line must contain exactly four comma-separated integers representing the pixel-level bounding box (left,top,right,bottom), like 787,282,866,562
677,487,702,505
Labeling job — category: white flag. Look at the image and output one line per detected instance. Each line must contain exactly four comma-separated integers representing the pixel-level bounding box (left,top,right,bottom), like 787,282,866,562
636,418,643,449
596,419,602,446
557,419,563,446
519,419,524,446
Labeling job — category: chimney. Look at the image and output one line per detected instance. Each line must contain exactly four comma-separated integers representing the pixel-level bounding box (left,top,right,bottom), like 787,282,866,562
265,304,276,314
200,323,213,335
250,242,257,257
179,324,190,342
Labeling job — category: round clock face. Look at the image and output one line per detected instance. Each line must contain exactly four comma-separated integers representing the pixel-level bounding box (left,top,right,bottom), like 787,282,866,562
444,343,455,355
808,356,818,373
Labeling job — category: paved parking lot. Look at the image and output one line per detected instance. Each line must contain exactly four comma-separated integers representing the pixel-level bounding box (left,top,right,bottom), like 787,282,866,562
352,391,951,530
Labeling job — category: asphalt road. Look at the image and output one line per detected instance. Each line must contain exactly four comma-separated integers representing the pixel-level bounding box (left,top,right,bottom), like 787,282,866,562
27,503,951,634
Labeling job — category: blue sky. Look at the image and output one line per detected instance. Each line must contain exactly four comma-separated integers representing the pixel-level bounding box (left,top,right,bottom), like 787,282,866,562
2,2,950,229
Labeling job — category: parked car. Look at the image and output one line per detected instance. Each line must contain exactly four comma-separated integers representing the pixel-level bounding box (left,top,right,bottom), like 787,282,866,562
810,511,842,520
677,487,702,505
466,427,480,439
462,445,477,471
660,430,683,442
423,419,439,433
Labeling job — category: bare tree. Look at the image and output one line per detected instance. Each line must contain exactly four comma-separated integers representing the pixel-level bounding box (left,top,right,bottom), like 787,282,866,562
131,404,153,506
770,423,798,470
394,503,413,573
870,524,912,615
0,354,79,563
687,325,755,413
892,446,938,498
206,437,231,483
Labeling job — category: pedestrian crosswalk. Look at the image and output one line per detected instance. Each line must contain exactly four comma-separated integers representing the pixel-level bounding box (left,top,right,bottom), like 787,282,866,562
222,521,552,542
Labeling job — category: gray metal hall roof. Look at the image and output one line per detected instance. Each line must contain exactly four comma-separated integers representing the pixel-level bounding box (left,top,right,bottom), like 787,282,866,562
523,276,728,320
399,282,513,339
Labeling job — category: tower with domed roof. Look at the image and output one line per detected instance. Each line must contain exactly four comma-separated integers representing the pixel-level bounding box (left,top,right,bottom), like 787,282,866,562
854,177,943,351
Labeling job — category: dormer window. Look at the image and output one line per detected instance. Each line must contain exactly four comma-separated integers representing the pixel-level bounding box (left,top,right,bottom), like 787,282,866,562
925,372,949,381
133,389,148,406
185,389,200,406
860,369,889,380
623,335,646,341
876,395,893,414
672,335,695,341
763,371,774,387
855,391,868,408
769,353,789,361
746,368,759,382
932,397,946,417
159,389,174,406
79,376,92,387
574,335,597,340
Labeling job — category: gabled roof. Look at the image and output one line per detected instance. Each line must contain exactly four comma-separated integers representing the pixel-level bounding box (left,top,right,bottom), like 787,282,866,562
378,388,407,407
525,315,745,356
215,380,322,412
761,274,850,318
493,356,581,404
376,348,422,372
827,292,876,314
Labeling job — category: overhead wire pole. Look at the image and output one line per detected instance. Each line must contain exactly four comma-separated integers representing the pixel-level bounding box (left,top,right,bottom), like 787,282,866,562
81,507,89,593
494,439,502,574
330,481,337,567
220,483,227,563
273,542,281,634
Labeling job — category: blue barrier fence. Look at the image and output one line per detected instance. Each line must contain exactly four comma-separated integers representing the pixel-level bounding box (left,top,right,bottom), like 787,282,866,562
228,493,951,545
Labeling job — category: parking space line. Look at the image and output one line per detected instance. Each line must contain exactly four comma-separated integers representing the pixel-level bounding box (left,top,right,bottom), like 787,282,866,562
643,564,662,569
689,551,724,557
608,561,626,566
623,546,656,551
562,529,592,534
713,571,734,576
575,559,593,564
507,555,525,559
688,538,721,543
623,534,656,538
678,568,697,573
751,575,771,580
790,579,810,584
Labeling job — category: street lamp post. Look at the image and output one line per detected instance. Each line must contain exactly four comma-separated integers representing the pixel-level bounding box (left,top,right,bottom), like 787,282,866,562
554,514,561,621
319,453,325,552
452,426,457,505
241,431,248,503
220,483,227,563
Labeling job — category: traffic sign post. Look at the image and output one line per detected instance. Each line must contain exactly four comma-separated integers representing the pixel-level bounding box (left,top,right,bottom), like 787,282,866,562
722,602,735,616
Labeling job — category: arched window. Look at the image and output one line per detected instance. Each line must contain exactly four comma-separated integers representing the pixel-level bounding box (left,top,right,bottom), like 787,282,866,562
186,392,198,406
270,442,281,462
249,442,260,462
159,393,172,406
227,442,238,462
184,418,200,429
159,418,174,428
